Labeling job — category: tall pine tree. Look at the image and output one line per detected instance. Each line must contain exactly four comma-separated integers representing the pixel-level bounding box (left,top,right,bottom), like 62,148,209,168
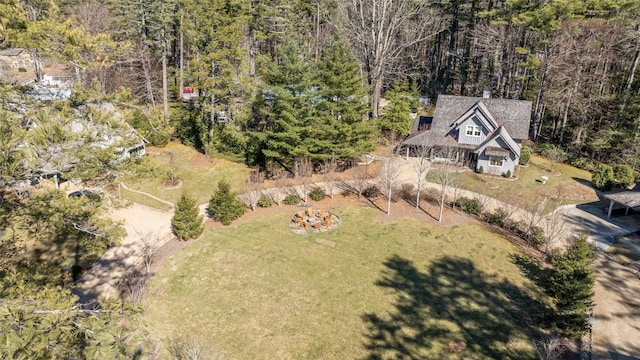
315,39,374,159
257,42,315,176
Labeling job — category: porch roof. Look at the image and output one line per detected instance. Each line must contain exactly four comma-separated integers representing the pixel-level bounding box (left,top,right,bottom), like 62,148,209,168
604,191,640,218
485,147,510,157
603,191,640,209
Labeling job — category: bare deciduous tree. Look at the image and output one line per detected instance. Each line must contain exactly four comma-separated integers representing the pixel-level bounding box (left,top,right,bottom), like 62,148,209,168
322,158,338,199
341,163,372,198
533,335,565,360
338,0,445,118
379,155,401,215
296,157,314,203
135,230,158,275
542,197,568,255
239,180,263,211
412,139,433,209
435,146,458,222
520,195,549,242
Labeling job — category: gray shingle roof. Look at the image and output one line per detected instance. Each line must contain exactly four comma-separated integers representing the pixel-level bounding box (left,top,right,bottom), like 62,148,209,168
476,126,521,156
402,95,531,150
431,95,531,140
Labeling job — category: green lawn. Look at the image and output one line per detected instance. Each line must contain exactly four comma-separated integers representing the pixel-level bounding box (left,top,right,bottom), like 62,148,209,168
145,207,544,359
123,142,250,205
428,154,595,208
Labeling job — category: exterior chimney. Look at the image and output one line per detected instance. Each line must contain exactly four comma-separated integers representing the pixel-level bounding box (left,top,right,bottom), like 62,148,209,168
482,86,491,99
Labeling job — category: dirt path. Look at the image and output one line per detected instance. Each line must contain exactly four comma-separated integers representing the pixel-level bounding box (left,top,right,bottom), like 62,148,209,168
73,203,174,303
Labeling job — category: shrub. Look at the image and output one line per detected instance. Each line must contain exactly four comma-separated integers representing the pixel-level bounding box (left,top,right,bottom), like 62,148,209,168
477,166,484,174
283,194,301,205
208,180,246,225
488,209,507,226
592,164,614,190
614,164,635,188
362,185,381,198
502,218,519,232
398,183,415,201
309,187,327,201
257,196,273,208
570,157,595,171
537,143,554,155
520,146,531,165
528,226,545,246
541,145,567,169
172,192,204,240
456,197,481,215
505,169,512,178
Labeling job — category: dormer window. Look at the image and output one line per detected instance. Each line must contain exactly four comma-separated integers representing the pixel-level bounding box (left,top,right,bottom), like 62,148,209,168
465,125,481,137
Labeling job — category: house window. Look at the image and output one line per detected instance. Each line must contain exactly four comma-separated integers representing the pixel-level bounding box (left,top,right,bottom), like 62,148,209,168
489,156,503,167
465,125,482,137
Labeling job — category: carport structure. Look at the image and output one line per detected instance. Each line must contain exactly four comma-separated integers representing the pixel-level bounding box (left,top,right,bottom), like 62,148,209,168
603,191,640,218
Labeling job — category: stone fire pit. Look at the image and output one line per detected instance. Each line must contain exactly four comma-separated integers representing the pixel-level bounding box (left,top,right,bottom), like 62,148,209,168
290,208,342,235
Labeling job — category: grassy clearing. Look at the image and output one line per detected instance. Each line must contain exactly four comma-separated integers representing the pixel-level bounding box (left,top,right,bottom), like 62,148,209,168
124,142,250,205
146,207,544,359
427,154,596,208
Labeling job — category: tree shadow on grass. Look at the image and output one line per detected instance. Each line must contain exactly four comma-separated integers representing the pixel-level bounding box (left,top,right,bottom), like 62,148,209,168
362,255,544,359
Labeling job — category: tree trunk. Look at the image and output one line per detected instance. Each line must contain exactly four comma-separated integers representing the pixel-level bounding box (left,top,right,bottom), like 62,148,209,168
531,63,547,141
371,73,383,118
559,81,577,143
162,29,169,122
179,12,184,96
438,189,445,222
142,55,156,107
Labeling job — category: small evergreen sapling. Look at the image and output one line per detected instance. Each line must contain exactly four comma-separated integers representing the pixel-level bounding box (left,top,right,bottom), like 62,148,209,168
208,180,245,225
171,192,204,240
520,146,531,165
544,237,596,339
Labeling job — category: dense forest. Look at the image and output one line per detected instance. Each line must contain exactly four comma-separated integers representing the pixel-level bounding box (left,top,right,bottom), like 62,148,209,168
0,0,637,356
2,0,640,171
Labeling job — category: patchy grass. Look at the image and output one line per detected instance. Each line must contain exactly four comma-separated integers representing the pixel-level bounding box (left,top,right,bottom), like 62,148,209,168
428,154,596,208
146,207,543,359
120,187,173,211
123,142,250,205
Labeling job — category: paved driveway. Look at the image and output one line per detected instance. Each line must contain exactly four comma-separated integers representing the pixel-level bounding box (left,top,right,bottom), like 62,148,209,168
559,204,640,360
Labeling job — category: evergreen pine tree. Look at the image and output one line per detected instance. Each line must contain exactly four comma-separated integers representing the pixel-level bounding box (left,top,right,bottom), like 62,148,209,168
315,39,375,159
208,180,245,226
544,236,596,339
171,192,204,240
378,80,419,138
258,43,314,175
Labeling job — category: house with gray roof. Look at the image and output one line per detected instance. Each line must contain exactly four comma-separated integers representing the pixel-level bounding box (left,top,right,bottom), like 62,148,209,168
401,94,532,177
